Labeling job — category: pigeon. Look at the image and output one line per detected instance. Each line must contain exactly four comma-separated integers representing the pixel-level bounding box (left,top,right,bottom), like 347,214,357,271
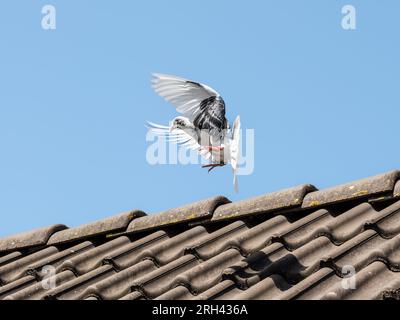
147,73,241,192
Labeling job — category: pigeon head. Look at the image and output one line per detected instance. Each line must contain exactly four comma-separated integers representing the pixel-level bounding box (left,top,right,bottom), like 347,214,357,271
169,116,192,133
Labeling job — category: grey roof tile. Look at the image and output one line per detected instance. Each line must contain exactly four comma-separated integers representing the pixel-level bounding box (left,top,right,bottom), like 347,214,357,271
136,226,207,266
127,196,231,233
233,274,291,300
0,252,22,268
0,224,67,254
3,270,75,300
119,291,146,300
194,215,290,259
155,285,194,300
394,181,400,198
45,265,114,300
105,231,169,270
131,255,200,299
320,261,400,300
198,280,239,300
382,287,400,300
223,242,285,285
0,275,37,299
333,233,400,272
56,236,130,275
212,184,317,222
280,202,386,249
174,248,243,295
374,201,400,237
225,238,332,289
280,209,334,249
185,220,248,260
0,246,59,285
27,241,95,279
279,268,336,300
79,260,157,300
48,210,145,245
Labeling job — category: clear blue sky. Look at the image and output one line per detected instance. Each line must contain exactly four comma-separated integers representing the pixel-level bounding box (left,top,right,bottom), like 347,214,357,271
1,1,399,236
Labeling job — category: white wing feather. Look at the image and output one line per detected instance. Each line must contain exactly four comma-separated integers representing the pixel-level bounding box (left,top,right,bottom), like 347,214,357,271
151,73,219,121
146,122,211,160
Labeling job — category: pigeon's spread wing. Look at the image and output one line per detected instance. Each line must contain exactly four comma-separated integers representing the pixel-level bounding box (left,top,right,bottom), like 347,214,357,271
193,96,227,135
146,122,211,160
151,73,220,121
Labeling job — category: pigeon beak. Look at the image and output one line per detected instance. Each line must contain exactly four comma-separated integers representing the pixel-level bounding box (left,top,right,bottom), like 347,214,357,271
169,125,174,133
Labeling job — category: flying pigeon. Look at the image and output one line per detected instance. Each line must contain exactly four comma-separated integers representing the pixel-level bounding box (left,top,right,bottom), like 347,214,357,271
147,74,241,192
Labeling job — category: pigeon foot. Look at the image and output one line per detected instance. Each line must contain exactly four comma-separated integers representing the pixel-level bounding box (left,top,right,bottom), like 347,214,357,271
202,163,226,173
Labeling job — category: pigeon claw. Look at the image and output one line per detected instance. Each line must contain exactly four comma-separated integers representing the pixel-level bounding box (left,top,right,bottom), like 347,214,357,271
202,164,226,173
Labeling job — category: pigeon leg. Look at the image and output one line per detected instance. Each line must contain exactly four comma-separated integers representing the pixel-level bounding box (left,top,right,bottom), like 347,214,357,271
200,146,225,152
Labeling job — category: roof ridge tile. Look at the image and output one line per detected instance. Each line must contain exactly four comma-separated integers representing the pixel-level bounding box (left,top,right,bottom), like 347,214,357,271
212,184,317,222
302,170,400,209
0,224,67,254
47,210,146,246
127,196,230,233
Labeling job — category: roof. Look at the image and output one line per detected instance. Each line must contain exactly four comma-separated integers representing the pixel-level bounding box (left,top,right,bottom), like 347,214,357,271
1,170,400,300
